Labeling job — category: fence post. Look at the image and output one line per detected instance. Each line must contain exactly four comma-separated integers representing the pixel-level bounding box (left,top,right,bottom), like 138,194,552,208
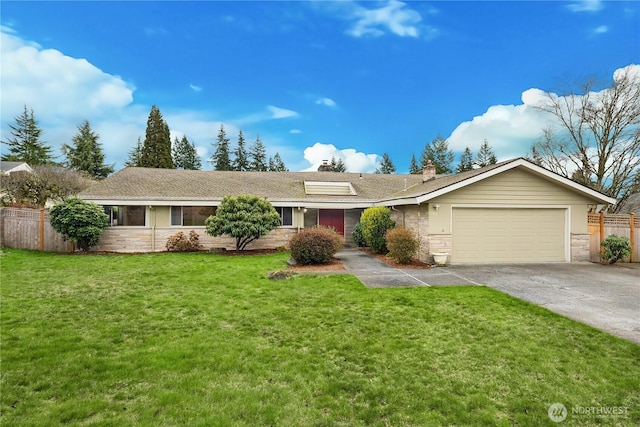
599,212,605,262
630,213,636,263
39,209,45,251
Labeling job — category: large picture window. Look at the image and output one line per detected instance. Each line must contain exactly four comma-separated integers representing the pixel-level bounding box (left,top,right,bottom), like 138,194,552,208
103,206,145,226
171,206,216,226
275,207,293,226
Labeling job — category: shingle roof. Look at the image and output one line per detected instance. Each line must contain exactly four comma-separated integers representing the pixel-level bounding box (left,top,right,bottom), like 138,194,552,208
0,161,29,172
79,167,426,203
79,158,615,206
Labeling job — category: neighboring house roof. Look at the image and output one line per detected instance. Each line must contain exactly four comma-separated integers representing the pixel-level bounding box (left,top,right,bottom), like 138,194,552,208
0,161,33,175
618,193,640,214
78,158,617,208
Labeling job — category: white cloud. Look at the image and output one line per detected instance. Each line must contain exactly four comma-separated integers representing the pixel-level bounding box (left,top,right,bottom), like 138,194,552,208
446,89,555,159
302,142,378,173
567,0,603,12
0,28,134,122
290,129,302,134
315,97,337,108
267,105,299,119
594,25,608,34
189,84,202,92
447,64,640,160
348,0,422,38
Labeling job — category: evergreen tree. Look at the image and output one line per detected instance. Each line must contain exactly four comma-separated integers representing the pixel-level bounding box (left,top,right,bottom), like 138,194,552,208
1,105,54,165
233,130,249,171
249,135,268,171
375,153,396,174
408,154,421,174
172,135,202,170
140,105,173,168
62,120,114,178
456,146,474,173
421,135,454,174
330,156,347,172
476,139,497,168
268,153,288,171
125,137,143,167
210,124,232,171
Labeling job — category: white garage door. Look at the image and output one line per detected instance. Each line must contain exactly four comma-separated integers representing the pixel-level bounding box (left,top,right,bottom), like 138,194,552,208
452,208,566,263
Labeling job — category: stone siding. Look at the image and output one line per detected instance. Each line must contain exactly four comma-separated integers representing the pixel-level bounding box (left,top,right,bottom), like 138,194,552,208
427,234,452,264
570,233,590,262
93,227,298,252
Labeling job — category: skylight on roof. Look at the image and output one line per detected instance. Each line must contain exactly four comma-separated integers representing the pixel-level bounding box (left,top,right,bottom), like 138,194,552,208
304,181,356,196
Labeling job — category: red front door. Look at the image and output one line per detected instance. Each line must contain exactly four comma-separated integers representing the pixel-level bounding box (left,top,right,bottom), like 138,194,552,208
318,209,345,235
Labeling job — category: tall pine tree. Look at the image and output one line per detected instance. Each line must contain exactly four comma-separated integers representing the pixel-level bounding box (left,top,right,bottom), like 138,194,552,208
125,138,143,167
1,105,54,165
249,135,268,171
421,135,454,174
375,153,396,174
62,120,114,178
408,154,421,174
456,146,474,173
210,125,232,171
173,135,202,170
140,105,173,168
233,130,249,171
476,139,497,168
268,153,288,171
330,156,347,172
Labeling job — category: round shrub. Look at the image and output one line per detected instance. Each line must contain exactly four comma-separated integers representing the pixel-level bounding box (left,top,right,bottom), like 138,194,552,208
601,234,631,264
289,227,343,265
360,206,395,254
351,222,367,247
166,230,201,252
386,227,420,264
49,197,109,251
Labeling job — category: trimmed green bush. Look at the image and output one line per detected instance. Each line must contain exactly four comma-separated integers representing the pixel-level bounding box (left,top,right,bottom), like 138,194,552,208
351,222,367,247
360,206,395,254
601,234,631,264
49,197,109,251
386,227,420,264
289,227,343,265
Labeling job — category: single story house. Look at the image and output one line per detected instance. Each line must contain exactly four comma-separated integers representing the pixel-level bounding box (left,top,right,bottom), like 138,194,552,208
78,158,616,263
0,161,33,176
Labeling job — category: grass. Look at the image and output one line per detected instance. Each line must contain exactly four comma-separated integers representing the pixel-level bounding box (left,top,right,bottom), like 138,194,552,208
1,249,638,426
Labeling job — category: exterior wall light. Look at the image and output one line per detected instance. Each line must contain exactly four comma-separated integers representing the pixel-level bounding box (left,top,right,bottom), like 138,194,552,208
433,203,440,211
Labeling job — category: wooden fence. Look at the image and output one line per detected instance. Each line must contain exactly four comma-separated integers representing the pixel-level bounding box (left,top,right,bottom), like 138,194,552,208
0,207,73,252
588,213,638,263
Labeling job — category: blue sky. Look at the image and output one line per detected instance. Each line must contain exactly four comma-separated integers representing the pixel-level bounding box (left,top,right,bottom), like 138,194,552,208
1,0,638,172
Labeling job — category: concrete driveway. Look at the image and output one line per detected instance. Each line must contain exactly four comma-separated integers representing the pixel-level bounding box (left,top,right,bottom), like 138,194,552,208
336,249,640,345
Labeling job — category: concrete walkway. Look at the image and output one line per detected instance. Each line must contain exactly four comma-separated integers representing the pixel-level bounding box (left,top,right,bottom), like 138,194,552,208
335,248,478,287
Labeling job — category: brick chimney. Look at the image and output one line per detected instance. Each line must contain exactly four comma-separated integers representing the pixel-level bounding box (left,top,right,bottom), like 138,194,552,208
317,160,332,172
422,160,436,182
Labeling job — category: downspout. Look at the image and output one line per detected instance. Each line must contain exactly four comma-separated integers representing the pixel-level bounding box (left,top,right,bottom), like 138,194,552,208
149,206,156,252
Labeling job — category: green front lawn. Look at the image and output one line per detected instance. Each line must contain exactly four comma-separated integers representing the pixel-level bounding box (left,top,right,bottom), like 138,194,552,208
1,249,638,426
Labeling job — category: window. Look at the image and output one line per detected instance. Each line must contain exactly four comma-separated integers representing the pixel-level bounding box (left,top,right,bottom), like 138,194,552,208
275,207,293,226
103,206,145,226
171,206,216,226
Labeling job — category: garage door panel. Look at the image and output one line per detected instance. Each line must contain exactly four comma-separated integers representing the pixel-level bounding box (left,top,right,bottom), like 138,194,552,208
452,208,565,263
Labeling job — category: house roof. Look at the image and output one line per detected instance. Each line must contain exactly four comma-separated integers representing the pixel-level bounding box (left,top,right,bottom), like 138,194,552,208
79,158,617,207
0,161,31,173
79,167,425,207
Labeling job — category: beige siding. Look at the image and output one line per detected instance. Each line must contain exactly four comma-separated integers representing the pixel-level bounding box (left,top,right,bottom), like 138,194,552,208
452,208,566,263
435,168,595,205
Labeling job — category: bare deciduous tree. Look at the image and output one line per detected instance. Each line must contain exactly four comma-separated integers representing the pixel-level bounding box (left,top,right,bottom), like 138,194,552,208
530,65,640,211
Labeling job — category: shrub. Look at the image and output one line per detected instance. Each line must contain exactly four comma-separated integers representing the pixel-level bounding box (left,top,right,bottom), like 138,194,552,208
360,206,395,254
289,227,343,265
601,234,631,264
166,230,201,252
386,227,420,264
49,197,109,251
351,222,367,247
